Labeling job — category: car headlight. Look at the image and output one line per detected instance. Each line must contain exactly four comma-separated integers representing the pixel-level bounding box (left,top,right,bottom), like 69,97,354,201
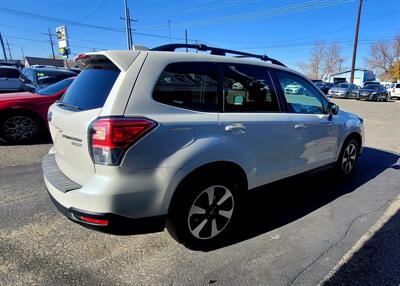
371,92,377,95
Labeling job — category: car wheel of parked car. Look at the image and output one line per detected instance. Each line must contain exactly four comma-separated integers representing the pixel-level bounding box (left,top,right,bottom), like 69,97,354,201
335,138,359,177
0,113,42,144
167,174,240,250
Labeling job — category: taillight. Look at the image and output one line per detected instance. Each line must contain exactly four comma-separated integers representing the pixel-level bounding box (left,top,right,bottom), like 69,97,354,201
89,117,157,165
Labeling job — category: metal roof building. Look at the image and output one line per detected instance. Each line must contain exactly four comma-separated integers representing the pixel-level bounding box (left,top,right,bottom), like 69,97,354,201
327,68,376,86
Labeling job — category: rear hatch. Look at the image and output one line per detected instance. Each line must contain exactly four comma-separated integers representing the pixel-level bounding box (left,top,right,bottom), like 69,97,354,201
48,54,126,185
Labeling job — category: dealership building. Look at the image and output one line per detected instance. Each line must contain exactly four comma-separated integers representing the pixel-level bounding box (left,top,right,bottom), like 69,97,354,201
327,68,376,86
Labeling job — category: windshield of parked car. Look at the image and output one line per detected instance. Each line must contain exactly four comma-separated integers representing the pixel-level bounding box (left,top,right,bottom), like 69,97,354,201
36,78,74,95
364,85,381,90
337,83,349,88
35,70,75,85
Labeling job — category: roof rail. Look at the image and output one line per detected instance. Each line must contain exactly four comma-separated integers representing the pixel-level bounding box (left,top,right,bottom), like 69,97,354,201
151,43,286,67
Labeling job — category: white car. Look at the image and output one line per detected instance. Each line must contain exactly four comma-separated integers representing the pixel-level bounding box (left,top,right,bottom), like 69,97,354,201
387,83,400,99
42,44,364,249
0,66,23,93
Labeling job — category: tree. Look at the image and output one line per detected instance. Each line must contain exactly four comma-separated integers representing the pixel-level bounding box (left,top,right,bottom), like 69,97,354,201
298,41,345,80
365,33,400,81
390,60,400,81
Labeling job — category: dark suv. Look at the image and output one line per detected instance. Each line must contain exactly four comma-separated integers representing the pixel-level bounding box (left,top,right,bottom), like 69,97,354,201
20,66,76,92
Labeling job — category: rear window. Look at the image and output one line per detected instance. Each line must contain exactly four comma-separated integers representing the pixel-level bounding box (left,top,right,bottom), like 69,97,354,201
0,68,20,78
61,66,120,111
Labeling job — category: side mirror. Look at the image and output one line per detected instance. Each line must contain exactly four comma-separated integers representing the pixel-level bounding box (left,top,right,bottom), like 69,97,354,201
327,102,339,119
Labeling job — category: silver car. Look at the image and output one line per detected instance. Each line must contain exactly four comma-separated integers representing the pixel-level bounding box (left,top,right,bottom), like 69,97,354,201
0,66,23,93
328,83,359,99
42,45,364,249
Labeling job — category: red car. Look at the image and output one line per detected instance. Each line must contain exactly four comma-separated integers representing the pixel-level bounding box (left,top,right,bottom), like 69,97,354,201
0,77,75,144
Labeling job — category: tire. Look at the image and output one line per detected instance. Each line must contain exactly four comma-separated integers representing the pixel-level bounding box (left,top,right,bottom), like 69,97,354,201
166,174,241,250
335,138,359,177
0,113,43,144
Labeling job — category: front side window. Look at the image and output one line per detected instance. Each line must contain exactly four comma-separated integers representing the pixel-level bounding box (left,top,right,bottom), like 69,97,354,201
153,62,219,111
223,64,279,112
275,71,326,114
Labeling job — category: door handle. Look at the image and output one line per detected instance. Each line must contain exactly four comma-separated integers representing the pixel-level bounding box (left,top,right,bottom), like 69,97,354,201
225,123,247,134
294,123,307,130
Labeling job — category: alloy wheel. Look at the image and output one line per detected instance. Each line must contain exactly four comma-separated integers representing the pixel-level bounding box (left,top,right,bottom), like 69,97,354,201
188,185,234,240
342,143,357,175
2,115,38,142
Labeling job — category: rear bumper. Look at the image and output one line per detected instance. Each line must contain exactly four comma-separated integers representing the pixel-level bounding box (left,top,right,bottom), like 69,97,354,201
43,153,178,220
48,191,165,234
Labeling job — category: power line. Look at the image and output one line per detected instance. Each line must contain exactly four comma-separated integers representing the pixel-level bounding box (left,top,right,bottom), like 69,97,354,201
135,0,354,30
0,9,204,43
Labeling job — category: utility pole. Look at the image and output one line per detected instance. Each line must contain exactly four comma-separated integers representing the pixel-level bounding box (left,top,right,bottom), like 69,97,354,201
5,38,12,61
48,28,55,59
126,8,137,49
21,46,25,59
0,32,7,62
123,0,131,50
121,0,137,50
350,0,363,84
168,20,172,44
185,29,188,52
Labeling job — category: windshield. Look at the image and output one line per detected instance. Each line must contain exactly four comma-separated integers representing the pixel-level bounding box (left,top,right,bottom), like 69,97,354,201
337,83,349,88
364,85,380,90
36,70,75,85
36,78,74,96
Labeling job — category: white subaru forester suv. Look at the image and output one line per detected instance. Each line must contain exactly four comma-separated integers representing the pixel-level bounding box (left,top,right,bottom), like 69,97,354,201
43,44,364,249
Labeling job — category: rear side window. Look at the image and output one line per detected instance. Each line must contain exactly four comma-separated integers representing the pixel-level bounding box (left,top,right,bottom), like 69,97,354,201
0,68,20,78
61,62,120,111
223,64,279,112
396,84,400,88
153,62,219,111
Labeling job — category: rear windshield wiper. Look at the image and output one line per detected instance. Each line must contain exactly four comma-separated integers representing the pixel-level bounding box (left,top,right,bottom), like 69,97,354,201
56,101,81,111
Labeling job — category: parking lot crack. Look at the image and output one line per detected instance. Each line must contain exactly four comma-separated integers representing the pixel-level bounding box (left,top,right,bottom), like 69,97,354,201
287,199,394,286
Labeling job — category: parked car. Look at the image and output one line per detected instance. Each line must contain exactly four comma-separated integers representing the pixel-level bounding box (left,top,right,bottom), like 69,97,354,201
20,66,76,92
315,82,334,94
328,83,359,99
0,77,75,143
356,84,389,101
0,66,23,93
387,83,400,100
42,45,364,249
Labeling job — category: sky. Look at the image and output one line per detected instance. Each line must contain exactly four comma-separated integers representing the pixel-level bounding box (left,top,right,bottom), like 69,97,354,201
0,0,398,71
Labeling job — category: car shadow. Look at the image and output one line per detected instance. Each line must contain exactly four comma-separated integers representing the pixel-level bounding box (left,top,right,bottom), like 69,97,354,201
0,134,52,146
205,147,400,251
323,209,400,286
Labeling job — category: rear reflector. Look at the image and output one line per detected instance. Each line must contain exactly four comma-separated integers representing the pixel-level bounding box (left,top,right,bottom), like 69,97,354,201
80,216,109,226
89,117,157,165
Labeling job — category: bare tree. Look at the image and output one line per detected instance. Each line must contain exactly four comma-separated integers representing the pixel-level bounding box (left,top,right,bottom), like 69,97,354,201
298,41,344,80
365,33,400,80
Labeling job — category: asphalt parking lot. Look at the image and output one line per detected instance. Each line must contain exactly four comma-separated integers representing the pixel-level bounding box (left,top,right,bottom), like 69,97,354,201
0,99,399,286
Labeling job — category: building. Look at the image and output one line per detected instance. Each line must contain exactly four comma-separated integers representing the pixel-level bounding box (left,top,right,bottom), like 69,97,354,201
327,69,376,86
24,56,65,68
